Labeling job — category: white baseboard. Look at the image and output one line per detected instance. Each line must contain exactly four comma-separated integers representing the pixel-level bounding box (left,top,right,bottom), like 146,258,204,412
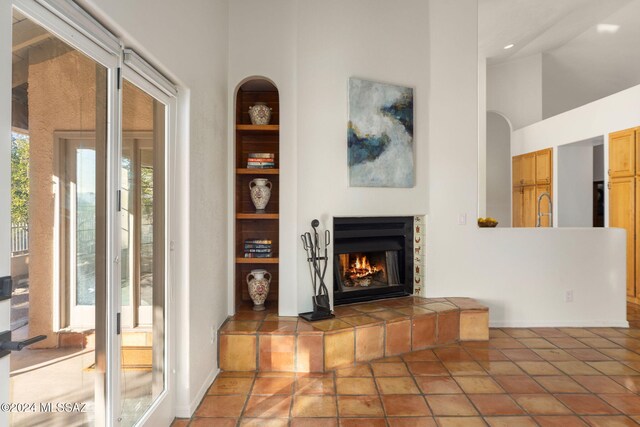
175,368,219,418
490,320,630,328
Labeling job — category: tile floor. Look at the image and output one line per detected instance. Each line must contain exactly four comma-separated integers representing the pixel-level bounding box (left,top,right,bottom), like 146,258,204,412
629,303,640,329
173,326,640,426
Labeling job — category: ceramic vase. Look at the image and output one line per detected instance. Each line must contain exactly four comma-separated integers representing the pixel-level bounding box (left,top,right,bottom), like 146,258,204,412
248,102,272,125
246,269,271,311
249,178,272,211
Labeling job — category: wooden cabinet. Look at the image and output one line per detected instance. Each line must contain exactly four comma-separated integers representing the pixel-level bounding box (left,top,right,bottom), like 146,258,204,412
234,80,280,311
609,128,636,178
609,127,640,303
536,149,552,185
512,148,553,227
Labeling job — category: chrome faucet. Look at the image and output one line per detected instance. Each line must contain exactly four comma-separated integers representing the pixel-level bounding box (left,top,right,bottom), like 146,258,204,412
537,192,553,227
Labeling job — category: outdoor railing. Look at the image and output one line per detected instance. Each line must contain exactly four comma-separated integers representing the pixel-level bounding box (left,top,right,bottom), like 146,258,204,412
11,223,29,255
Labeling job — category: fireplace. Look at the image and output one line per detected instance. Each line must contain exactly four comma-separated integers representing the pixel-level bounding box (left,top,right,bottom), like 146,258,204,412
333,216,413,305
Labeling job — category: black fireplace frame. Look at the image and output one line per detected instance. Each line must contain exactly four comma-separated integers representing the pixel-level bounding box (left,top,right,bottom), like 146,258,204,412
333,216,413,305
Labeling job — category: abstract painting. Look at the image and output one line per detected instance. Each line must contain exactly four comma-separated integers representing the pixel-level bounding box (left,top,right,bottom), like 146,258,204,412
348,77,414,187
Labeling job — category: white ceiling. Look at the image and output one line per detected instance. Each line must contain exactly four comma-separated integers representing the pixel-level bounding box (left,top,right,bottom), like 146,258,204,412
479,0,632,62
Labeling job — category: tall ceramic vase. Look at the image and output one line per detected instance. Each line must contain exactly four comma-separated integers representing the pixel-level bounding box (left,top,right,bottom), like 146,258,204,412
248,102,272,125
246,269,271,311
249,178,272,211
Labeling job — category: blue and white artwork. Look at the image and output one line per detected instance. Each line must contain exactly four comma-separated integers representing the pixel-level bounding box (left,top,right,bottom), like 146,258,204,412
348,78,414,187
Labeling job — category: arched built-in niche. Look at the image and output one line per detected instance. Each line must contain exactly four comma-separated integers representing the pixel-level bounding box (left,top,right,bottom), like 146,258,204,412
486,111,512,227
234,78,280,312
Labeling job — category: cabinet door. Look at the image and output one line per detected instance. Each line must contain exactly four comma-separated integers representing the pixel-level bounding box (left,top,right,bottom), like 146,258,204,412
521,153,536,186
610,177,635,297
609,129,635,178
522,185,537,228
635,177,640,299
512,187,523,227
512,155,522,188
536,185,552,227
536,148,552,185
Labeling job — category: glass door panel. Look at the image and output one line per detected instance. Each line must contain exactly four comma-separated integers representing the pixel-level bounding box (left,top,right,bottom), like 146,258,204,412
120,80,166,426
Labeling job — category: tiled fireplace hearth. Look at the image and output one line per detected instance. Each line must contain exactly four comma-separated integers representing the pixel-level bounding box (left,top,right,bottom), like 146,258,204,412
218,297,489,373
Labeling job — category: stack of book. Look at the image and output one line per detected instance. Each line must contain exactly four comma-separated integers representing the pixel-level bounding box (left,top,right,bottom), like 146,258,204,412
244,239,273,258
247,153,275,169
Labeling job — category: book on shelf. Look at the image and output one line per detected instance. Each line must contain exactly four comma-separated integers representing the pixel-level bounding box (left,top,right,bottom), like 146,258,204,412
247,161,275,166
245,239,272,244
244,252,273,258
247,157,274,162
248,153,274,159
244,244,272,249
245,248,272,253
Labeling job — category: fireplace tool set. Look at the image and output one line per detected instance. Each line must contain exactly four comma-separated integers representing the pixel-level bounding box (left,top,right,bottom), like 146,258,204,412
299,219,334,321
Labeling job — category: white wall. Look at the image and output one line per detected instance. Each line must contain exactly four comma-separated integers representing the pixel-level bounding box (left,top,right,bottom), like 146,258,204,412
486,54,543,130
486,112,511,227
79,0,229,417
558,143,593,227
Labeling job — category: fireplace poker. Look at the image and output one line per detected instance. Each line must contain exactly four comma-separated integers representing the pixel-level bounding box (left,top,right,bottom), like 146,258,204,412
298,219,334,321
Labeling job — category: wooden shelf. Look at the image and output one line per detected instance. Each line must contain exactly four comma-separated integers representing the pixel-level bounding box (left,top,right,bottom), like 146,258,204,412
236,213,279,220
236,257,279,264
236,124,279,132
236,168,279,175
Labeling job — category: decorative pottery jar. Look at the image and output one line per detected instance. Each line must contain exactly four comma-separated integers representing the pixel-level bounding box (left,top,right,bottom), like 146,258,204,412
249,178,272,211
246,269,271,311
248,102,272,125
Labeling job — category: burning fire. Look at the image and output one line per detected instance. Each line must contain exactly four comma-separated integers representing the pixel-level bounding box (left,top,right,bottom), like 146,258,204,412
348,255,381,279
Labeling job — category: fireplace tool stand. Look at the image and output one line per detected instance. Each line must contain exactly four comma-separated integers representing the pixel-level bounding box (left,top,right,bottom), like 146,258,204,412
299,219,334,321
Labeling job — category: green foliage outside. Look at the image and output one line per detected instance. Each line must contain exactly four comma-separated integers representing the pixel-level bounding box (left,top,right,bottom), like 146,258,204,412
11,132,29,225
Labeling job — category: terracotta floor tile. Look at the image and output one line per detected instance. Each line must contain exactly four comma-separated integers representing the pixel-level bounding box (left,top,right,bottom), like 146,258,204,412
516,361,563,376
434,347,474,362
335,365,373,377
189,419,238,427
468,393,525,415
292,395,337,418
258,371,296,377
555,394,619,415
386,319,412,356
533,376,588,393
572,375,631,394
239,418,289,427
489,329,510,338
533,349,577,362
258,321,297,334
587,361,640,376
513,394,572,415
355,324,385,362
546,337,589,349
195,395,247,418
337,395,384,417
171,419,190,427
402,349,438,362
336,377,378,395
478,361,525,375
598,394,640,414
558,328,598,338
295,377,335,395
375,356,404,363
533,415,588,427
455,376,503,394
387,417,437,426
407,361,449,376
220,321,261,334
243,395,292,418
504,329,540,338
325,330,355,370
519,338,557,349
611,375,640,392
218,371,257,378
501,349,543,361
433,417,486,427
528,329,568,338
551,361,601,376
342,315,381,327
425,395,478,416
600,348,640,361
578,337,620,348
484,416,538,427
493,375,547,394
381,395,431,417
581,415,638,426
415,376,464,394
339,418,387,427
371,362,410,377
376,377,420,394
466,349,510,362
252,377,295,395
444,361,487,376
565,349,611,361
207,377,254,395
291,418,338,427
489,338,527,349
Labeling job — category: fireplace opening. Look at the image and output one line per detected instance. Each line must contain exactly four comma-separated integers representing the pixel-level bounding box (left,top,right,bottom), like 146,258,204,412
333,216,413,305
338,251,400,291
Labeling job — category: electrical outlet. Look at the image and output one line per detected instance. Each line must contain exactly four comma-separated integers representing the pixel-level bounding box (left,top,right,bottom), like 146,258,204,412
458,213,467,225
565,290,574,303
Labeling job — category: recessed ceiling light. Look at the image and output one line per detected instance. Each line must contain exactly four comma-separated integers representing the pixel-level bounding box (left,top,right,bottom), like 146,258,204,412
503,44,515,50
597,24,620,34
